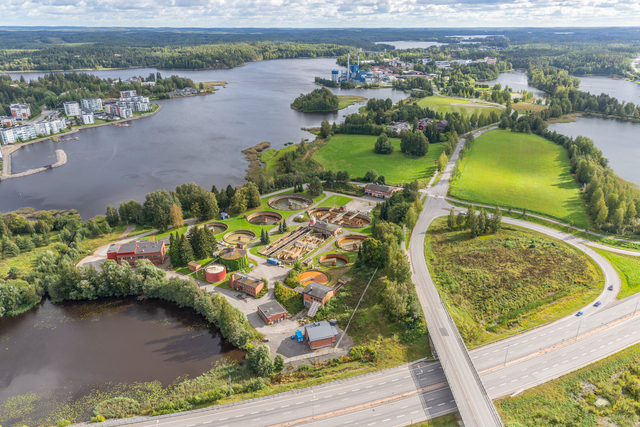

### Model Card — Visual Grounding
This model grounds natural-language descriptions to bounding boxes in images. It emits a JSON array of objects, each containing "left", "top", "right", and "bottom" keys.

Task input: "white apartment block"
[
  {"left": 63, "top": 101, "right": 80, "bottom": 117},
  {"left": 119, "top": 90, "right": 137, "bottom": 98},
  {"left": 81, "top": 98, "right": 103, "bottom": 112},
  {"left": 0, "top": 119, "right": 67, "bottom": 144},
  {"left": 0, "top": 116, "right": 17, "bottom": 127},
  {"left": 10, "top": 104, "right": 30, "bottom": 120},
  {"left": 80, "top": 109, "right": 95, "bottom": 125},
  {"left": 118, "top": 95, "right": 151, "bottom": 112}
]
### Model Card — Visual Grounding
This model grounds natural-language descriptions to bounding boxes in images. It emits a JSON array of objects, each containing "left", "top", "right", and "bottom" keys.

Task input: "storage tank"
[{"left": 205, "top": 264, "right": 227, "bottom": 283}]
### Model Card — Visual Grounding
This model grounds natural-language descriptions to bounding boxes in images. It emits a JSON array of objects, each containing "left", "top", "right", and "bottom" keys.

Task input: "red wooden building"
[{"left": 106, "top": 240, "right": 166, "bottom": 266}]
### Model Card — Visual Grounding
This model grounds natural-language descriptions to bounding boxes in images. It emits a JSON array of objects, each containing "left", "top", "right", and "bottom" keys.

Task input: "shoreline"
[{"left": 0, "top": 104, "right": 164, "bottom": 178}]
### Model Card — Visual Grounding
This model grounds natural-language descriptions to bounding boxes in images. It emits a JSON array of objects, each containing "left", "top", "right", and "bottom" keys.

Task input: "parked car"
[
  {"left": 576, "top": 311, "right": 584, "bottom": 316},
  {"left": 608, "top": 285, "right": 614, "bottom": 291},
  {"left": 594, "top": 301, "right": 602, "bottom": 307}
]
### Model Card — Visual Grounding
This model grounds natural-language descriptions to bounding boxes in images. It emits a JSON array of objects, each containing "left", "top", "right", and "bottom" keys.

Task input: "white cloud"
[{"left": 1, "top": 0, "right": 640, "bottom": 26}]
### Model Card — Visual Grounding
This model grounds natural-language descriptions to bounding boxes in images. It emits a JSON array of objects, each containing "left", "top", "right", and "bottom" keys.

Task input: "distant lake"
[
  {"left": 0, "top": 58, "right": 409, "bottom": 219},
  {"left": 574, "top": 75, "right": 640, "bottom": 105},
  {"left": 375, "top": 41, "right": 444, "bottom": 49}
]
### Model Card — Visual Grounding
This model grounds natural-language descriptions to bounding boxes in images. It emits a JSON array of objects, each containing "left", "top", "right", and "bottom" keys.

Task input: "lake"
[
  {"left": 0, "top": 297, "right": 244, "bottom": 426},
  {"left": 575, "top": 75, "right": 640, "bottom": 105},
  {"left": 549, "top": 117, "right": 640, "bottom": 185},
  {"left": 375, "top": 41, "right": 444, "bottom": 49},
  {"left": 0, "top": 58, "right": 409, "bottom": 219},
  {"left": 480, "top": 69, "right": 548, "bottom": 99}
]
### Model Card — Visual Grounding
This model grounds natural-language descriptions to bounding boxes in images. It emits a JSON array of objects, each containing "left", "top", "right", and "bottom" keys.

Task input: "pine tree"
[
  {"left": 179, "top": 234, "right": 194, "bottom": 265},
  {"left": 465, "top": 205, "right": 476, "bottom": 230},
  {"left": 169, "top": 232, "right": 182, "bottom": 267},
  {"left": 478, "top": 208, "right": 488, "bottom": 235},
  {"left": 490, "top": 206, "right": 502, "bottom": 233},
  {"left": 189, "top": 227, "right": 207, "bottom": 259}
]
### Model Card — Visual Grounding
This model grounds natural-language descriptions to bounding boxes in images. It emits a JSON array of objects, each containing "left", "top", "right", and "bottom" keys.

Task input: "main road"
[{"left": 408, "top": 127, "right": 503, "bottom": 426}]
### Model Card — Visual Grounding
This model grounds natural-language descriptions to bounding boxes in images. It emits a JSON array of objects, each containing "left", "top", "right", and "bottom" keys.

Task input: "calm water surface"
[
  {"left": 0, "top": 297, "right": 244, "bottom": 426},
  {"left": 0, "top": 59, "right": 408, "bottom": 218}
]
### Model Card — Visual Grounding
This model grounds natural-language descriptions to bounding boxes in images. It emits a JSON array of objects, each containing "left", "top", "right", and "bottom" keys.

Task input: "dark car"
[
  {"left": 594, "top": 301, "right": 602, "bottom": 307},
  {"left": 608, "top": 285, "right": 614, "bottom": 291}
]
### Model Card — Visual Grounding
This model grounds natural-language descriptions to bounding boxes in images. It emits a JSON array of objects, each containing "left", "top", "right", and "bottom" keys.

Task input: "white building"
[
  {"left": 0, "top": 116, "right": 16, "bottom": 127},
  {"left": 10, "top": 104, "right": 30, "bottom": 120},
  {"left": 119, "top": 90, "right": 137, "bottom": 98},
  {"left": 80, "top": 109, "right": 95, "bottom": 125},
  {"left": 118, "top": 95, "right": 150, "bottom": 112},
  {"left": 105, "top": 102, "right": 133, "bottom": 119},
  {"left": 81, "top": 98, "right": 103, "bottom": 112},
  {"left": 0, "top": 119, "right": 68, "bottom": 145},
  {"left": 63, "top": 101, "right": 80, "bottom": 117}
]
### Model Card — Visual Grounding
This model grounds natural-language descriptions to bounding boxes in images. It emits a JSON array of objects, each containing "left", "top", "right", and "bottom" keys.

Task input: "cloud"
[{"left": 1, "top": 0, "right": 640, "bottom": 27}]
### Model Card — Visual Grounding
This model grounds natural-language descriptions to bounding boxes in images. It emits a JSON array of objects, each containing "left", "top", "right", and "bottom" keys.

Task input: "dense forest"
[
  {"left": 290, "top": 87, "right": 339, "bottom": 112},
  {"left": 0, "top": 72, "right": 195, "bottom": 118}
]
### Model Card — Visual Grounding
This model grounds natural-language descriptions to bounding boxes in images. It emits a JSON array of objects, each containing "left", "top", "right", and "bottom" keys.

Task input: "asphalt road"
[{"left": 408, "top": 126, "right": 503, "bottom": 427}]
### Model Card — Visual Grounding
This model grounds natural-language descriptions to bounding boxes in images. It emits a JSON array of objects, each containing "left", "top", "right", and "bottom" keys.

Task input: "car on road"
[
  {"left": 594, "top": 301, "right": 602, "bottom": 307},
  {"left": 576, "top": 311, "right": 584, "bottom": 316},
  {"left": 608, "top": 285, "right": 614, "bottom": 291}
]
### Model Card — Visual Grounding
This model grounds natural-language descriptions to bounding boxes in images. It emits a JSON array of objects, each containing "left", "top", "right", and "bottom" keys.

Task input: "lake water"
[
  {"left": 0, "top": 58, "right": 409, "bottom": 219},
  {"left": 0, "top": 297, "right": 244, "bottom": 426},
  {"left": 575, "top": 75, "right": 640, "bottom": 105},
  {"left": 375, "top": 41, "right": 444, "bottom": 49},
  {"left": 480, "top": 69, "right": 548, "bottom": 99},
  {"left": 549, "top": 117, "right": 640, "bottom": 185}
]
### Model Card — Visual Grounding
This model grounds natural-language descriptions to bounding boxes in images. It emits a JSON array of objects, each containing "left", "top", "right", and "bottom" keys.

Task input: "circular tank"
[
  {"left": 267, "top": 194, "right": 313, "bottom": 211},
  {"left": 297, "top": 270, "right": 329, "bottom": 286},
  {"left": 318, "top": 254, "right": 349, "bottom": 267},
  {"left": 337, "top": 235, "right": 368, "bottom": 252},
  {"left": 206, "top": 222, "right": 228, "bottom": 235},
  {"left": 205, "top": 264, "right": 227, "bottom": 283},
  {"left": 246, "top": 211, "right": 283, "bottom": 225},
  {"left": 223, "top": 230, "right": 257, "bottom": 244}
]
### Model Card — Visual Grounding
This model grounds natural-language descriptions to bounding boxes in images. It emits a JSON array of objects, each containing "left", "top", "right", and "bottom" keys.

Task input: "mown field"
[
  {"left": 450, "top": 129, "right": 590, "bottom": 228},
  {"left": 595, "top": 248, "right": 640, "bottom": 299},
  {"left": 314, "top": 134, "right": 445, "bottom": 184},
  {"left": 497, "top": 342, "right": 640, "bottom": 426},
  {"left": 415, "top": 95, "right": 502, "bottom": 117},
  {"left": 425, "top": 217, "right": 603, "bottom": 346}
]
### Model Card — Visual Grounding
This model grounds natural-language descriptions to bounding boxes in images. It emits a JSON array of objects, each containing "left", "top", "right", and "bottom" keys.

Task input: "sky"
[{"left": 2, "top": 0, "right": 640, "bottom": 27}]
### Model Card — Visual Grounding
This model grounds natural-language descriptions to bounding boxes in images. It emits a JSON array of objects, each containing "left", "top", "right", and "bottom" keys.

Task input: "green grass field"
[
  {"left": 425, "top": 217, "right": 603, "bottom": 346},
  {"left": 415, "top": 95, "right": 502, "bottom": 117},
  {"left": 318, "top": 195, "right": 353, "bottom": 208},
  {"left": 450, "top": 130, "right": 590, "bottom": 228},
  {"left": 314, "top": 135, "right": 445, "bottom": 185},
  {"left": 497, "top": 341, "right": 640, "bottom": 426},
  {"left": 595, "top": 248, "right": 640, "bottom": 299},
  {"left": 337, "top": 95, "right": 367, "bottom": 110}
]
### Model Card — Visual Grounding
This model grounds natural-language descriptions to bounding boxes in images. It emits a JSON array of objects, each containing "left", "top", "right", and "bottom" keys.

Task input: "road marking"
[
  {"left": 368, "top": 423, "right": 376, "bottom": 426},
  {"left": 427, "top": 398, "right": 434, "bottom": 401},
  {"left": 379, "top": 382, "right": 386, "bottom": 385},
  {"left": 553, "top": 364, "right": 559, "bottom": 367},
  {"left": 397, "top": 415, "right": 405, "bottom": 418},
  {"left": 500, "top": 383, "right": 506, "bottom": 386},
  {"left": 411, "top": 411, "right": 419, "bottom": 414},
  {"left": 543, "top": 368, "right": 549, "bottom": 371},
  {"left": 369, "top": 391, "right": 376, "bottom": 394},
  {"left": 438, "top": 403, "right": 445, "bottom": 406},
  {"left": 428, "top": 369, "right": 434, "bottom": 372},
  {"left": 235, "top": 415, "right": 244, "bottom": 418},
  {"left": 404, "top": 375, "right": 411, "bottom": 378},
  {"left": 392, "top": 379, "right": 399, "bottom": 382},
  {"left": 342, "top": 398, "right": 349, "bottom": 401},
  {"left": 296, "top": 402, "right": 304, "bottom": 405},
  {"left": 283, "top": 411, "right": 291, "bottom": 415},
  {"left": 187, "top": 425, "right": 195, "bottom": 426},
  {"left": 251, "top": 412, "right": 259, "bottom": 414},
  {"left": 266, "top": 408, "right": 274, "bottom": 411},
  {"left": 533, "top": 372, "right": 538, "bottom": 375},
  {"left": 353, "top": 389, "right": 360, "bottom": 391},
  {"left": 521, "top": 368, "right": 527, "bottom": 371},
  {"left": 252, "top": 419, "right": 260, "bottom": 422},
  {"left": 374, "top": 413, "right": 382, "bottom": 417},
  {"left": 511, "top": 379, "right": 517, "bottom": 383},
  {"left": 522, "top": 375, "right": 528, "bottom": 379},
  {"left": 401, "top": 406, "right": 408, "bottom": 409},
  {"left": 338, "top": 392, "right": 346, "bottom": 395},
  {"left": 220, "top": 418, "right": 228, "bottom": 421},
  {"left": 281, "top": 405, "right": 289, "bottom": 408},
  {"left": 488, "top": 387, "right": 495, "bottom": 391},
  {"left": 366, "top": 385, "right": 373, "bottom": 388},
  {"left": 202, "top": 422, "right": 211, "bottom": 425},
  {"left": 500, "top": 375, "right": 507, "bottom": 379},
  {"left": 325, "top": 395, "right": 332, "bottom": 398},
  {"left": 383, "top": 419, "right": 391, "bottom": 422}
]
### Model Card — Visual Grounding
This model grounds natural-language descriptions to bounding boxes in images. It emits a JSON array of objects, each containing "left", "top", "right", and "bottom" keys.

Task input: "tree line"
[{"left": 291, "top": 88, "right": 339, "bottom": 112}]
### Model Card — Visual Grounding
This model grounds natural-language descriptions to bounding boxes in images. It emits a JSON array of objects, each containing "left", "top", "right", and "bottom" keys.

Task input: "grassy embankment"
[
  {"left": 450, "top": 129, "right": 590, "bottom": 229},
  {"left": 497, "top": 341, "right": 640, "bottom": 426},
  {"left": 511, "top": 101, "right": 548, "bottom": 113},
  {"left": 415, "top": 95, "right": 503, "bottom": 117},
  {"left": 595, "top": 248, "right": 640, "bottom": 299},
  {"left": 318, "top": 194, "right": 353, "bottom": 208},
  {"left": 314, "top": 134, "right": 445, "bottom": 185},
  {"left": 337, "top": 95, "right": 367, "bottom": 110},
  {"left": 425, "top": 217, "right": 603, "bottom": 347},
  {"left": 408, "top": 415, "right": 459, "bottom": 427}
]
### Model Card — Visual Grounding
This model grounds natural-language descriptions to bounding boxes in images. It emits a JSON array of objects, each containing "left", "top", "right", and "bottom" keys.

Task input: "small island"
[{"left": 291, "top": 87, "right": 366, "bottom": 112}]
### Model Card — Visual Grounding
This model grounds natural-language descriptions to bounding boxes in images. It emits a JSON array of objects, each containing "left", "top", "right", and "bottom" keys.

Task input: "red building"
[
  {"left": 364, "top": 183, "right": 399, "bottom": 199},
  {"left": 304, "top": 320, "right": 338, "bottom": 350},
  {"left": 106, "top": 240, "right": 166, "bottom": 266},
  {"left": 230, "top": 273, "right": 264, "bottom": 296},
  {"left": 303, "top": 282, "right": 334, "bottom": 307},
  {"left": 257, "top": 301, "right": 288, "bottom": 325}
]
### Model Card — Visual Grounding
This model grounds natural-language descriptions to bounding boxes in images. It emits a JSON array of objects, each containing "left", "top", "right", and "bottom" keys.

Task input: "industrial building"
[
  {"left": 257, "top": 301, "right": 288, "bottom": 325},
  {"left": 331, "top": 53, "right": 376, "bottom": 84},
  {"left": 230, "top": 273, "right": 264, "bottom": 296},
  {"left": 304, "top": 320, "right": 338, "bottom": 350},
  {"left": 106, "top": 240, "right": 166, "bottom": 266},
  {"left": 364, "top": 183, "right": 399, "bottom": 199}
]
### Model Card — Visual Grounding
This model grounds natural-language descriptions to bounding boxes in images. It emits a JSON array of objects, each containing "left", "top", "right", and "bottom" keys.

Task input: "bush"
[
  {"left": 255, "top": 279, "right": 269, "bottom": 298},
  {"left": 94, "top": 397, "right": 141, "bottom": 419},
  {"left": 275, "top": 281, "right": 304, "bottom": 315},
  {"left": 90, "top": 415, "right": 106, "bottom": 423}
]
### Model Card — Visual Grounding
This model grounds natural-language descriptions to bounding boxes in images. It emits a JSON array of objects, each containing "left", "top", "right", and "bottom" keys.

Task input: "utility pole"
[
  {"left": 504, "top": 346, "right": 509, "bottom": 366},
  {"left": 635, "top": 296, "right": 640, "bottom": 314},
  {"left": 575, "top": 319, "right": 583, "bottom": 340},
  {"left": 229, "top": 375, "right": 232, "bottom": 399}
]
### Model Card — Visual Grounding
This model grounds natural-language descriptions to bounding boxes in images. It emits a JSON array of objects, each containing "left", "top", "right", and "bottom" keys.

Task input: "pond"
[
  {"left": 0, "top": 297, "right": 244, "bottom": 426},
  {"left": 0, "top": 58, "right": 409, "bottom": 219}
]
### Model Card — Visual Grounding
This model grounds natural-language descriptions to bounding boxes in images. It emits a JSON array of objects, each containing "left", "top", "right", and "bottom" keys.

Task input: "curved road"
[{"left": 107, "top": 129, "right": 640, "bottom": 427}]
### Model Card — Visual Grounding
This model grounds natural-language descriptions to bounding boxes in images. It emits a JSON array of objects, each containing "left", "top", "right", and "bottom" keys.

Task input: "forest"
[
  {"left": 290, "top": 87, "right": 339, "bottom": 112},
  {"left": 0, "top": 72, "right": 195, "bottom": 118}
]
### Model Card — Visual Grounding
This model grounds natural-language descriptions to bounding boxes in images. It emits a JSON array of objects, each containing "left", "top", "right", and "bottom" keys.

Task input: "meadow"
[
  {"left": 449, "top": 129, "right": 590, "bottom": 228},
  {"left": 595, "top": 248, "right": 640, "bottom": 299},
  {"left": 415, "top": 95, "right": 502, "bottom": 117},
  {"left": 314, "top": 134, "right": 445, "bottom": 185},
  {"left": 425, "top": 217, "right": 603, "bottom": 346}
]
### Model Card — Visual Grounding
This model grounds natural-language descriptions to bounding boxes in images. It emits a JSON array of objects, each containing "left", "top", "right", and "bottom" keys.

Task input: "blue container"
[
  {"left": 295, "top": 330, "right": 304, "bottom": 342},
  {"left": 267, "top": 258, "right": 280, "bottom": 266}
]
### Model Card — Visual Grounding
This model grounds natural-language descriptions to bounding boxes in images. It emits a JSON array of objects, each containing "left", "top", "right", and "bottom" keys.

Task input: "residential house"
[{"left": 436, "top": 119, "right": 449, "bottom": 132}]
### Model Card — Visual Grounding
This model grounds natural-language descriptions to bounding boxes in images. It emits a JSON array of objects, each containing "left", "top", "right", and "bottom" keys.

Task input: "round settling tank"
[
  {"left": 319, "top": 254, "right": 349, "bottom": 267},
  {"left": 206, "top": 222, "right": 229, "bottom": 235},
  {"left": 337, "top": 235, "right": 368, "bottom": 252},
  {"left": 205, "top": 264, "right": 227, "bottom": 283},
  {"left": 267, "top": 194, "right": 313, "bottom": 211},
  {"left": 246, "top": 211, "right": 283, "bottom": 225}
]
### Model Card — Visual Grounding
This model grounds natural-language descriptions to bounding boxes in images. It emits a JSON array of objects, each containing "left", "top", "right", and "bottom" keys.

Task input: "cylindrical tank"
[{"left": 205, "top": 264, "right": 227, "bottom": 283}]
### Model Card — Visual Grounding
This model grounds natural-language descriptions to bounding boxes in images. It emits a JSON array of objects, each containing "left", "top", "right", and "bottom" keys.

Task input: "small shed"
[{"left": 188, "top": 261, "right": 202, "bottom": 271}]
